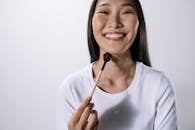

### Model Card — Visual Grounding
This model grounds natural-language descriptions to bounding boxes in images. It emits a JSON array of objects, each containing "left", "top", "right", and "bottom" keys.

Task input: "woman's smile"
[
  {"left": 104, "top": 32, "right": 125, "bottom": 40},
  {"left": 92, "top": 0, "right": 139, "bottom": 55}
]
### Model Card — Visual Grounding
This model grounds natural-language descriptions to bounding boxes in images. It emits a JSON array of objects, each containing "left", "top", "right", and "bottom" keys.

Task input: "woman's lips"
[{"left": 104, "top": 33, "right": 125, "bottom": 40}]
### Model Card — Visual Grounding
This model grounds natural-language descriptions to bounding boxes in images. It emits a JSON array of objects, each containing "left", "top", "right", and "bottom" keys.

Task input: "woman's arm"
[{"left": 154, "top": 77, "right": 177, "bottom": 130}]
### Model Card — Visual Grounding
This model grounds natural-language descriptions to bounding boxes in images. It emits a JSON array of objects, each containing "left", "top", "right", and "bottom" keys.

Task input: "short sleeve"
[
  {"left": 154, "top": 75, "right": 177, "bottom": 130},
  {"left": 56, "top": 78, "right": 76, "bottom": 130}
]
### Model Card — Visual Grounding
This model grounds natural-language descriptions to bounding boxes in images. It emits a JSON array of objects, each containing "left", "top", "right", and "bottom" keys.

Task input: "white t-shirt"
[{"left": 56, "top": 62, "right": 177, "bottom": 130}]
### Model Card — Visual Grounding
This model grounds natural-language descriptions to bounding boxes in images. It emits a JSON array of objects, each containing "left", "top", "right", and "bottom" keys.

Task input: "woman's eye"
[
  {"left": 122, "top": 11, "right": 134, "bottom": 14},
  {"left": 122, "top": 11, "right": 130, "bottom": 14},
  {"left": 98, "top": 11, "right": 109, "bottom": 14}
]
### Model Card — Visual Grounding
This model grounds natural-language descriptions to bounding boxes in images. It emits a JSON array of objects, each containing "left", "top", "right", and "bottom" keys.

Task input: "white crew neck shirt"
[{"left": 56, "top": 62, "right": 177, "bottom": 130}]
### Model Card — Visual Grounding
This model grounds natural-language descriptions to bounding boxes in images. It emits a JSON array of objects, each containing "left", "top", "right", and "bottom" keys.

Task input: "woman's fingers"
[
  {"left": 86, "top": 110, "right": 98, "bottom": 130},
  {"left": 68, "top": 96, "right": 92, "bottom": 126},
  {"left": 78, "top": 103, "right": 94, "bottom": 126},
  {"left": 68, "top": 96, "right": 99, "bottom": 130}
]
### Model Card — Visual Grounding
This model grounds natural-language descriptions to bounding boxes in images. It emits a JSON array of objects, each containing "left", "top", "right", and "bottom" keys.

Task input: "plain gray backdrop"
[{"left": 0, "top": 0, "right": 194, "bottom": 130}]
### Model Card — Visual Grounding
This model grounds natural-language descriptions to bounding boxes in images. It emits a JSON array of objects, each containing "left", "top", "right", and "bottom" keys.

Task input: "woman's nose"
[{"left": 107, "top": 14, "right": 122, "bottom": 28}]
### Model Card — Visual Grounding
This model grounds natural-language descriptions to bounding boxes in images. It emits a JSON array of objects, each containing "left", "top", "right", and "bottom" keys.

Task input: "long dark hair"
[{"left": 87, "top": 0, "right": 151, "bottom": 66}]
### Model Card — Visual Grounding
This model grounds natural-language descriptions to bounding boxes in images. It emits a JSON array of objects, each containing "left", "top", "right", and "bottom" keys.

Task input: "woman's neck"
[
  {"left": 94, "top": 52, "right": 135, "bottom": 78},
  {"left": 92, "top": 51, "right": 136, "bottom": 93}
]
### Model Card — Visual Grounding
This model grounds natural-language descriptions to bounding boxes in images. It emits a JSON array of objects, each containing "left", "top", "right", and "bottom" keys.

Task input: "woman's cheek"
[{"left": 92, "top": 16, "right": 106, "bottom": 30}]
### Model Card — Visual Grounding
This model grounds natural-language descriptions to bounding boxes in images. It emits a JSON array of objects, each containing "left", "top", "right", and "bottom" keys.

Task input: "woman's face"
[{"left": 92, "top": 0, "right": 139, "bottom": 56}]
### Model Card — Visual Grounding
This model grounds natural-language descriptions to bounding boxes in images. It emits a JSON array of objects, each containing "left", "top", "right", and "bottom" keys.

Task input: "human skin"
[
  {"left": 92, "top": 0, "right": 138, "bottom": 94},
  {"left": 68, "top": 96, "right": 98, "bottom": 130},
  {"left": 68, "top": 0, "right": 139, "bottom": 129},
  {"left": 92, "top": 0, "right": 139, "bottom": 57}
]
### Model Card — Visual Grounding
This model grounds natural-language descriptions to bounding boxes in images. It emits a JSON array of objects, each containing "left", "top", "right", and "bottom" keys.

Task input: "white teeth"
[{"left": 105, "top": 33, "right": 124, "bottom": 39}]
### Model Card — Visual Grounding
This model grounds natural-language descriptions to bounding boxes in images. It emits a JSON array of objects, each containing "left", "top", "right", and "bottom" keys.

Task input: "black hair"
[{"left": 87, "top": 0, "right": 151, "bottom": 66}]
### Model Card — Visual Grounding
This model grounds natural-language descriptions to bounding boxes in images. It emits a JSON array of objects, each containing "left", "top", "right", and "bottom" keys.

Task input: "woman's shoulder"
[
  {"left": 57, "top": 64, "right": 93, "bottom": 106},
  {"left": 137, "top": 62, "right": 173, "bottom": 90},
  {"left": 137, "top": 62, "right": 175, "bottom": 100},
  {"left": 62, "top": 63, "right": 92, "bottom": 85},
  {"left": 138, "top": 62, "right": 170, "bottom": 81}
]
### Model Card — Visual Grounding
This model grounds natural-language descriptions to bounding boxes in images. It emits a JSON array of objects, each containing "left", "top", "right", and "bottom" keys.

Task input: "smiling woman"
[
  {"left": 56, "top": 0, "right": 178, "bottom": 130},
  {"left": 92, "top": 0, "right": 139, "bottom": 56}
]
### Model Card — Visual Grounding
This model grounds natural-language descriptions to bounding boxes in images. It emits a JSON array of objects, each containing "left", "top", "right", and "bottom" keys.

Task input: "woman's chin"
[{"left": 102, "top": 49, "right": 131, "bottom": 57}]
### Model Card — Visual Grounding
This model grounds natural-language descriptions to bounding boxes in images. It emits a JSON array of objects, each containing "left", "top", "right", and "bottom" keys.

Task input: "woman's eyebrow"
[
  {"left": 121, "top": 3, "right": 133, "bottom": 7},
  {"left": 98, "top": 2, "right": 110, "bottom": 7},
  {"left": 97, "top": 2, "right": 133, "bottom": 7}
]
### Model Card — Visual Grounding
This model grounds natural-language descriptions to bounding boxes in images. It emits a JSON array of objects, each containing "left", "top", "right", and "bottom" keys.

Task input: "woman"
[{"left": 56, "top": 0, "right": 177, "bottom": 129}]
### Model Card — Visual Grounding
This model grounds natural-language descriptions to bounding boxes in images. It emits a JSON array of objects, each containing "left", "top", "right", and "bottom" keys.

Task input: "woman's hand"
[{"left": 68, "top": 96, "right": 98, "bottom": 130}]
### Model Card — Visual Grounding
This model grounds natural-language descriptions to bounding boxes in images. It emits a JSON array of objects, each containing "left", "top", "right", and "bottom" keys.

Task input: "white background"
[{"left": 0, "top": 0, "right": 194, "bottom": 130}]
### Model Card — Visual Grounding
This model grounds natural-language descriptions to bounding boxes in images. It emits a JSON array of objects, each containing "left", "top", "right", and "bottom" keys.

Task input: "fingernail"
[
  {"left": 87, "top": 96, "right": 92, "bottom": 101},
  {"left": 89, "top": 102, "right": 94, "bottom": 109}
]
